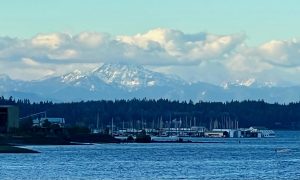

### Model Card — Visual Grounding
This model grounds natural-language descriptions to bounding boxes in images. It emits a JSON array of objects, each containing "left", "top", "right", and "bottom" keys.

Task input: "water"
[{"left": 1, "top": 131, "right": 300, "bottom": 179}]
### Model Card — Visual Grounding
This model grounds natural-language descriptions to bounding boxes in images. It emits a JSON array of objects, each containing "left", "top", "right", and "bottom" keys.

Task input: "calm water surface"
[{"left": 1, "top": 131, "right": 300, "bottom": 179}]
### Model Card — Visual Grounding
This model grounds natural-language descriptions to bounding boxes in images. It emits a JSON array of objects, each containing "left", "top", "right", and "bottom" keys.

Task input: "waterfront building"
[
  {"left": 204, "top": 131, "right": 225, "bottom": 138},
  {"left": 211, "top": 129, "right": 242, "bottom": 138},
  {"left": 248, "top": 126, "right": 275, "bottom": 138},
  {"left": 0, "top": 105, "right": 19, "bottom": 133}
]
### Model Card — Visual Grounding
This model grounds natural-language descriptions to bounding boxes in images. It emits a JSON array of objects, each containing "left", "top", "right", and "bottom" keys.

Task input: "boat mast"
[
  {"left": 97, "top": 111, "right": 99, "bottom": 130},
  {"left": 111, "top": 117, "right": 114, "bottom": 136}
]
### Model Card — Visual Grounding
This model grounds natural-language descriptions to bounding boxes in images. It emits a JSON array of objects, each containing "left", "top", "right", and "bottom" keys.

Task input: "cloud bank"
[{"left": 0, "top": 28, "right": 300, "bottom": 86}]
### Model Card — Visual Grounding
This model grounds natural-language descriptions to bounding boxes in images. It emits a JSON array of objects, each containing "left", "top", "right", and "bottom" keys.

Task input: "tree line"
[{"left": 1, "top": 96, "right": 300, "bottom": 130}]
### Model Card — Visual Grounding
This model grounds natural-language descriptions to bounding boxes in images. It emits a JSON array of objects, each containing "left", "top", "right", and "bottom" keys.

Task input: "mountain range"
[{"left": 1, "top": 63, "right": 300, "bottom": 103}]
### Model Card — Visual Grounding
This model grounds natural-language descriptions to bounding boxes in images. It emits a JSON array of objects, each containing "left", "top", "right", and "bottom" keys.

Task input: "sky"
[{"left": 1, "top": 0, "right": 300, "bottom": 86}]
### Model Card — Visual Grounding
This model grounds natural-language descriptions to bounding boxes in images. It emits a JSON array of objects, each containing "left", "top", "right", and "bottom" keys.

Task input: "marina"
[
  {"left": 91, "top": 114, "right": 276, "bottom": 140},
  {"left": 107, "top": 126, "right": 276, "bottom": 140}
]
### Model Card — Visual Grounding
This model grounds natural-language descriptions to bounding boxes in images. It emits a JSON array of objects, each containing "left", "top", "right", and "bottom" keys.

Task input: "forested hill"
[{"left": 1, "top": 96, "right": 300, "bottom": 130}]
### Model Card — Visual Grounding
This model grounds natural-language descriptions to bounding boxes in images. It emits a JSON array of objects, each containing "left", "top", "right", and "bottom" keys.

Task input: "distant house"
[
  {"left": 33, "top": 117, "right": 65, "bottom": 128},
  {"left": 0, "top": 105, "right": 19, "bottom": 133}
]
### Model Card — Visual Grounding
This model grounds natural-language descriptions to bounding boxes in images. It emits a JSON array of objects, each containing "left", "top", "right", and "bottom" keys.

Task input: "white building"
[{"left": 248, "top": 126, "right": 275, "bottom": 138}]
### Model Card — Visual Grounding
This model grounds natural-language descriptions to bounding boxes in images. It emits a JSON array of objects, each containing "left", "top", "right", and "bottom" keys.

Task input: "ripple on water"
[{"left": 0, "top": 131, "right": 300, "bottom": 179}]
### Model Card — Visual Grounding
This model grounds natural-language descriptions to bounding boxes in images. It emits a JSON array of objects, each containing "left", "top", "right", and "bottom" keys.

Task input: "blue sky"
[
  {"left": 1, "top": 0, "right": 300, "bottom": 45},
  {"left": 1, "top": 0, "right": 300, "bottom": 86}
]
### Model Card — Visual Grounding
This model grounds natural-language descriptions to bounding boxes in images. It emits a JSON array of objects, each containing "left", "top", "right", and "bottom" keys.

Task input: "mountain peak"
[
  {"left": 92, "top": 63, "right": 179, "bottom": 90},
  {"left": 60, "top": 69, "right": 85, "bottom": 83},
  {"left": 0, "top": 74, "right": 11, "bottom": 81},
  {"left": 93, "top": 63, "right": 145, "bottom": 74}
]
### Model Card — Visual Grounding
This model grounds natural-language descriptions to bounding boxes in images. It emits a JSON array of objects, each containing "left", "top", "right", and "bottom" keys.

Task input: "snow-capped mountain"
[
  {"left": 0, "top": 63, "right": 190, "bottom": 101},
  {"left": 60, "top": 69, "right": 87, "bottom": 84},
  {"left": 91, "top": 63, "right": 185, "bottom": 91},
  {"left": 1, "top": 63, "right": 300, "bottom": 103},
  {"left": 222, "top": 78, "right": 277, "bottom": 90},
  {"left": 53, "top": 64, "right": 185, "bottom": 95},
  {"left": 0, "top": 74, "right": 24, "bottom": 92}
]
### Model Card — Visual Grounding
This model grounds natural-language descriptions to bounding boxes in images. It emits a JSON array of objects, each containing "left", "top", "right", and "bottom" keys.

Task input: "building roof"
[
  {"left": 250, "top": 126, "right": 268, "bottom": 130},
  {"left": 0, "top": 105, "right": 18, "bottom": 108}
]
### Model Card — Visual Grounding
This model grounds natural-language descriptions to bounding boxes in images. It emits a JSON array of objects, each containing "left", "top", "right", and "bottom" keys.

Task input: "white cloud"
[
  {"left": 259, "top": 39, "right": 300, "bottom": 66},
  {"left": 48, "top": 49, "right": 78, "bottom": 60},
  {"left": 0, "top": 28, "right": 244, "bottom": 65},
  {"left": 1, "top": 28, "right": 300, "bottom": 86},
  {"left": 75, "top": 32, "right": 108, "bottom": 48},
  {"left": 31, "top": 33, "right": 66, "bottom": 49},
  {"left": 21, "top": 57, "right": 40, "bottom": 66},
  {"left": 117, "top": 28, "right": 244, "bottom": 64}
]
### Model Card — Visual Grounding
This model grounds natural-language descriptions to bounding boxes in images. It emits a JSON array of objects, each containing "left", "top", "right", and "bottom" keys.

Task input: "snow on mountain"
[
  {"left": 222, "top": 79, "right": 256, "bottom": 90},
  {"left": 262, "top": 81, "right": 277, "bottom": 88},
  {"left": 60, "top": 69, "right": 86, "bottom": 84},
  {"left": 222, "top": 78, "right": 276, "bottom": 90},
  {"left": 1, "top": 63, "right": 300, "bottom": 103},
  {"left": 91, "top": 63, "right": 184, "bottom": 90},
  {"left": 56, "top": 63, "right": 185, "bottom": 92},
  {"left": 238, "top": 78, "right": 256, "bottom": 87}
]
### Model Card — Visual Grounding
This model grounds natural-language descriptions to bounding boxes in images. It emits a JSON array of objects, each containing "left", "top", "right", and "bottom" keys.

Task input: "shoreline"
[
  {"left": 0, "top": 145, "right": 39, "bottom": 153},
  {"left": 151, "top": 140, "right": 225, "bottom": 143}
]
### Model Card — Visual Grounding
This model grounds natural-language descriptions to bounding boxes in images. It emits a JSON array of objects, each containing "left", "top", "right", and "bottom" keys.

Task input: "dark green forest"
[{"left": 1, "top": 96, "right": 300, "bottom": 130}]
